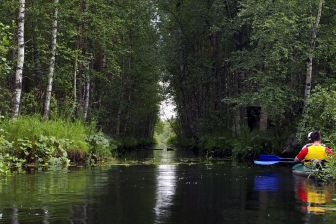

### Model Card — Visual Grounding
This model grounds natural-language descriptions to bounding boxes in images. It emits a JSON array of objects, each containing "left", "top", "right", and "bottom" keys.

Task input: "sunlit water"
[{"left": 0, "top": 150, "right": 335, "bottom": 224}]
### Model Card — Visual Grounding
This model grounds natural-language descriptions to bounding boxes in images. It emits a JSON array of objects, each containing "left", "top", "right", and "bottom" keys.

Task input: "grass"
[{"left": 0, "top": 115, "right": 89, "bottom": 152}]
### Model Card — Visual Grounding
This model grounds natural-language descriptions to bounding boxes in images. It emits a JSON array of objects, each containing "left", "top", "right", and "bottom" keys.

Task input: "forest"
[{"left": 0, "top": 0, "right": 336, "bottom": 168}]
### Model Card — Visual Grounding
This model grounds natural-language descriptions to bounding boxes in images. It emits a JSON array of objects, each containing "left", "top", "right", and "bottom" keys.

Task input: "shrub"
[
  {"left": 0, "top": 116, "right": 92, "bottom": 169},
  {"left": 297, "top": 85, "right": 336, "bottom": 148},
  {"left": 308, "top": 154, "right": 336, "bottom": 181},
  {"left": 86, "top": 132, "right": 115, "bottom": 162}
]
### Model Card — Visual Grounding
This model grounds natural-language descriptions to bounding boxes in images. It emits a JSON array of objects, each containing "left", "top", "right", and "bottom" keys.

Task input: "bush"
[
  {"left": 305, "top": 154, "right": 336, "bottom": 181},
  {"left": 297, "top": 85, "right": 336, "bottom": 148},
  {"left": 86, "top": 132, "right": 117, "bottom": 163},
  {"left": 0, "top": 116, "right": 95, "bottom": 169}
]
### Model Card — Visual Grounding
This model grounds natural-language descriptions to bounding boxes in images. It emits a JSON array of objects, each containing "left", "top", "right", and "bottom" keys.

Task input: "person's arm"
[
  {"left": 295, "top": 146, "right": 308, "bottom": 162},
  {"left": 326, "top": 147, "right": 332, "bottom": 154}
]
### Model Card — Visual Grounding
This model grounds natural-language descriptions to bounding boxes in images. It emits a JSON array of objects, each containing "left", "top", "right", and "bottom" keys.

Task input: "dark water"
[{"left": 0, "top": 150, "right": 335, "bottom": 224}]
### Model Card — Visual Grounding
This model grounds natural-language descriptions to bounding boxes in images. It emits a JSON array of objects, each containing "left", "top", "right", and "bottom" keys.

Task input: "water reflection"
[
  {"left": 294, "top": 176, "right": 334, "bottom": 215},
  {"left": 0, "top": 168, "right": 109, "bottom": 223},
  {"left": 1, "top": 156, "right": 336, "bottom": 224},
  {"left": 154, "top": 150, "right": 177, "bottom": 224},
  {"left": 154, "top": 165, "right": 177, "bottom": 223},
  {"left": 254, "top": 173, "right": 279, "bottom": 192}
]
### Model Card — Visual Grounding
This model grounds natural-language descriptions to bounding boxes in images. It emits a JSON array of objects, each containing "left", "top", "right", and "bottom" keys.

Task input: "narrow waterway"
[{"left": 0, "top": 150, "right": 335, "bottom": 224}]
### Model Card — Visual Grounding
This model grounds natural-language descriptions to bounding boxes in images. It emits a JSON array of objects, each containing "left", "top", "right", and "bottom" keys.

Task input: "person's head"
[{"left": 308, "top": 131, "right": 321, "bottom": 143}]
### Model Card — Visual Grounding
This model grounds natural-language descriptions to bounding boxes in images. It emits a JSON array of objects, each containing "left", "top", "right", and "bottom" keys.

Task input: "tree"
[
  {"left": 13, "top": 0, "right": 25, "bottom": 119},
  {"left": 43, "top": 0, "right": 59, "bottom": 119},
  {"left": 304, "top": 0, "right": 324, "bottom": 108}
]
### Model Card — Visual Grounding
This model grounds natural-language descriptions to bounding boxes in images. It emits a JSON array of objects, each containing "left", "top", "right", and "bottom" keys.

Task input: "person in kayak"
[{"left": 294, "top": 131, "right": 332, "bottom": 165}]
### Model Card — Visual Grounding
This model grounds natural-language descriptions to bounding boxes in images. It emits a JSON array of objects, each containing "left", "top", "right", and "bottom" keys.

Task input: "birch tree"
[
  {"left": 304, "top": 0, "right": 324, "bottom": 108},
  {"left": 12, "top": 0, "right": 25, "bottom": 119},
  {"left": 43, "top": 0, "right": 59, "bottom": 119}
]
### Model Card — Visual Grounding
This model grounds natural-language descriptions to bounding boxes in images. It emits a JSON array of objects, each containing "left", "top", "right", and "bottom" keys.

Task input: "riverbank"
[{"left": 0, "top": 116, "right": 119, "bottom": 174}]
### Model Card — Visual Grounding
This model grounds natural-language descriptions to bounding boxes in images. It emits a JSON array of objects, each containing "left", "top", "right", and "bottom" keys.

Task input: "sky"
[{"left": 160, "top": 97, "right": 176, "bottom": 120}]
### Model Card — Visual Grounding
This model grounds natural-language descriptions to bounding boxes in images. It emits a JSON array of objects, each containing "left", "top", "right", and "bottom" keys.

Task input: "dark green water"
[{"left": 0, "top": 150, "right": 335, "bottom": 224}]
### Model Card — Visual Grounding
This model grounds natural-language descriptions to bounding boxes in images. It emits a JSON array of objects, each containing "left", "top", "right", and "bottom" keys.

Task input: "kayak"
[{"left": 292, "top": 164, "right": 314, "bottom": 177}]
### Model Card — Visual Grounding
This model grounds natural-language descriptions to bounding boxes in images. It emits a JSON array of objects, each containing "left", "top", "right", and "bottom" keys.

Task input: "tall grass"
[{"left": 0, "top": 116, "right": 89, "bottom": 152}]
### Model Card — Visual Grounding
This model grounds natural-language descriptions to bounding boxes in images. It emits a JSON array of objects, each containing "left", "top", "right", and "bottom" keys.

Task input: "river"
[{"left": 0, "top": 150, "right": 335, "bottom": 224}]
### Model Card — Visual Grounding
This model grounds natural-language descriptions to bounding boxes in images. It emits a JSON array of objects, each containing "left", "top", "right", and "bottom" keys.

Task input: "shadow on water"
[{"left": 0, "top": 151, "right": 335, "bottom": 223}]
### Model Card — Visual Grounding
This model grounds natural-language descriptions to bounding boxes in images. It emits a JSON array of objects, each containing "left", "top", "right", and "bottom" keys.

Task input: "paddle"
[
  {"left": 254, "top": 154, "right": 295, "bottom": 166},
  {"left": 254, "top": 160, "right": 296, "bottom": 165},
  {"left": 258, "top": 154, "right": 294, "bottom": 161}
]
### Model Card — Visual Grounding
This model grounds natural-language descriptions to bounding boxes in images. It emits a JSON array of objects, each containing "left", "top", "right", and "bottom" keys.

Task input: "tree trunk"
[
  {"left": 75, "top": 0, "right": 86, "bottom": 118},
  {"left": 259, "top": 108, "right": 268, "bottom": 132},
  {"left": 72, "top": 55, "right": 78, "bottom": 117},
  {"left": 13, "top": 0, "right": 26, "bottom": 119},
  {"left": 304, "top": 0, "right": 324, "bottom": 108},
  {"left": 43, "top": 0, "right": 59, "bottom": 119},
  {"left": 83, "top": 73, "right": 90, "bottom": 121},
  {"left": 116, "top": 71, "right": 123, "bottom": 136}
]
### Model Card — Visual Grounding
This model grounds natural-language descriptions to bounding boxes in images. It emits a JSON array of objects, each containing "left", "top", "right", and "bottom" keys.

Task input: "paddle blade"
[
  {"left": 254, "top": 160, "right": 280, "bottom": 165},
  {"left": 259, "top": 154, "right": 281, "bottom": 161}
]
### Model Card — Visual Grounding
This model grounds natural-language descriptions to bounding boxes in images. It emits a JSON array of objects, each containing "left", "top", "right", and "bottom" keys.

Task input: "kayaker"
[{"left": 294, "top": 131, "right": 332, "bottom": 165}]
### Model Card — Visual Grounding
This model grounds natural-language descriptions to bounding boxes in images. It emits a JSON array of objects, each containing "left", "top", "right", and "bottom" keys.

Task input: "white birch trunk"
[
  {"left": 43, "top": 0, "right": 59, "bottom": 119},
  {"left": 304, "top": 0, "right": 324, "bottom": 108},
  {"left": 13, "top": 0, "right": 26, "bottom": 119}
]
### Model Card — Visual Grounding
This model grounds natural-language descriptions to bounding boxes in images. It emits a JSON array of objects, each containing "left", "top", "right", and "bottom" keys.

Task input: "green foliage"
[
  {"left": 0, "top": 22, "right": 12, "bottom": 75},
  {"left": 198, "top": 130, "right": 275, "bottom": 160},
  {"left": 0, "top": 116, "right": 121, "bottom": 172},
  {"left": 322, "top": 154, "right": 336, "bottom": 180},
  {"left": 0, "top": 0, "right": 161, "bottom": 149},
  {"left": 0, "top": 116, "right": 89, "bottom": 152},
  {"left": 297, "top": 85, "right": 336, "bottom": 148},
  {"left": 154, "top": 120, "right": 176, "bottom": 149},
  {"left": 158, "top": 0, "right": 336, "bottom": 156},
  {"left": 86, "top": 132, "right": 116, "bottom": 162},
  {"left": 305, "top": 154, "right": 336, "bottom": 181},
  {"left": 0, "top": 116, "right": 89, "bottom": 170}
]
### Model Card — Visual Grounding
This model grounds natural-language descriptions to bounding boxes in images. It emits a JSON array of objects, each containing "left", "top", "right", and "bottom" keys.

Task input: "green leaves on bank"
[{"left": 0, "top": 116, "right": 117, "bottom": 175}]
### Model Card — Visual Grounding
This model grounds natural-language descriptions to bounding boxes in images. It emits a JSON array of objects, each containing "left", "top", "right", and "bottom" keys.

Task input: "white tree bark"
[
  {"left": 43, "top": 0, "right": 59, "bottom": 119},
  {"left": 13, "top": 0, "right": 26, "bottom": 119},
  {"left": 304, "top": 0, "right": 324, "bottom": 108}
]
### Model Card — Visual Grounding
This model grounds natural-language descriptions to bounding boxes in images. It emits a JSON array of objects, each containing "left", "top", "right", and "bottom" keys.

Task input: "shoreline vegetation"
[
  {"left": 0, "top": 115, "right": 335, "bottom": 181},
  {"left": 0, "top": 116, "right": 159, "bottom": 174}
]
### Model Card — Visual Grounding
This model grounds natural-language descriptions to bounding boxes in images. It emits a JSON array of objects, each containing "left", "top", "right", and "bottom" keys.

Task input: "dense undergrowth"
[
  {"left": 169, "top": 130, "right": 283, "bottom": 161},
  {"left": 0, "top": 116, "right": 116, "bottom": 174}
]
